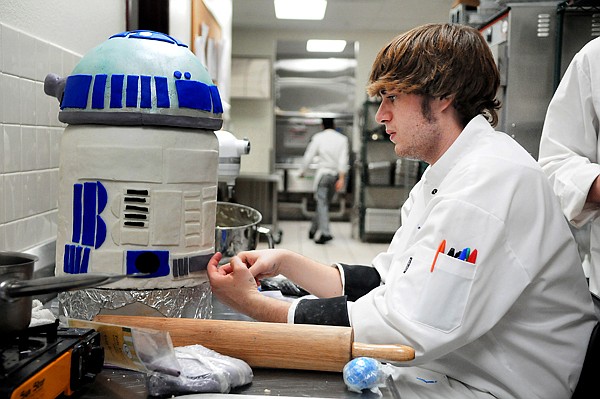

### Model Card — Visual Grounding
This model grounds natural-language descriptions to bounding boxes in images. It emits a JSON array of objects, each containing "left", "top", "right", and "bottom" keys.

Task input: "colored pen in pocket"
[
  {"left": 467, "top": 249, "right": 478, "bottom": 264},
  {"left": 430, "top": 239, "right": 446, "bottom": 272}
]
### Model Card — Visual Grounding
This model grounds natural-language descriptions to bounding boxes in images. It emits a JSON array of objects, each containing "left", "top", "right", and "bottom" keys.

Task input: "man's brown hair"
[{"left": 367, "top": 23, "right": 501, "bottom": 127}]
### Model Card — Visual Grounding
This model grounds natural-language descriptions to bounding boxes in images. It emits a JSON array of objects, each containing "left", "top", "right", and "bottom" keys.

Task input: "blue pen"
[{"left": 458, "top": 248, "right": 470, "bottom": 261}]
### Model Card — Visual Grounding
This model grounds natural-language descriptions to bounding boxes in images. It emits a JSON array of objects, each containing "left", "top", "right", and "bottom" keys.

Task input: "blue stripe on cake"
[{"left": 110, "top": 74, "right": 125, "bottom": 108}]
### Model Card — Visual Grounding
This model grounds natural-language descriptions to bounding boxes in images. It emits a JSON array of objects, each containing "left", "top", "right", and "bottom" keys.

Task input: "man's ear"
[{"left": 437, "top": 95, "right": 455, "bottom": 112}]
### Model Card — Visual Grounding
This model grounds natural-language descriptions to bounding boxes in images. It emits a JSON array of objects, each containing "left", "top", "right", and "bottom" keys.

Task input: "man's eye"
[{"left": 387, "top": 95, "right": 396, "bottom": 101}]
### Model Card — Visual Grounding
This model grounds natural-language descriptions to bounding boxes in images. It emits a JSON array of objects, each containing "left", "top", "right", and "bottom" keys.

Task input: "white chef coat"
[
  {"left": 538, "top": 36, "right": 600, "bottom": 298},
  {"left": 299, "top": 128, "right": 349, "bottom": 192},
  {"left": 345, "top": 116, "right": 596, "bottom": 398}
]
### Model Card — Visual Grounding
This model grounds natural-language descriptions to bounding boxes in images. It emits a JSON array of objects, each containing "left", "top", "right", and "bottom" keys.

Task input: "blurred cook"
[{"left": 299, "top": 118, "right": 349, "bottom": 244}]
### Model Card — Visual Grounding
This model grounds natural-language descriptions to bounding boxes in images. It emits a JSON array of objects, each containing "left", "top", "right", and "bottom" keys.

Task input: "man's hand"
[
  {"left": 207, "top": 251, "right": 291, "bottom": 323},
  {"left": 587, "top": 174, "right": 600, "bottom": 204},
  {"left": 207, "top": 252, "right": 262, "bottom": 312}
]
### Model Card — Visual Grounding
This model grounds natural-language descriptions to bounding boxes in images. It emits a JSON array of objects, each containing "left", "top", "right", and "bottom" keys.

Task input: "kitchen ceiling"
[{"left": 232, "top": 0, "right": 454, "bottom": 33}]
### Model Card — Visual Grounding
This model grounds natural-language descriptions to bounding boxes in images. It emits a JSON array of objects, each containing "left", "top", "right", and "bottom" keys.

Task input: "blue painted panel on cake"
[
  {"left": 63, "top": 244, "right": 90, "bottom": 274},
  {"left": 95, "top": 182, "right": 108, "bottom": 248},
  {"left": 155, "top": 76, "right": 170, "bottom": 108},
  {"left": 209, "top": 86, "right": 223, "bottom": 113},
  {"left": 64, "top": 244, "right": 73, "bottom": 273},
  {"left": 176, "top": 79, "right": 211, "bottom": 111},
  {"left": 126, "top": 75, "right": 139, "bottom": 107},
  {"left": 140, "top": 75, "right": 152, "bottom": 108},
  {"left": 110, "top": 74, "right": 125, "bottom": 108},
  {"left": 97, "top": 181, "right": 108, "bottom": 213},
  {"left": 95, "top": 216, "right": 107, "bottom": 249},
  {"left": 81, "top": 182, "right": 97, "bottom": 247},
  {"left": 92, "top": 74, "right": 107, "bottom": 109},
  {"left": 62, "top": 75, "right": 92, "bottom": 109},
  {"left": 72, "top": 183, "right": 83, "bottom": 243},
  {"left": 126, "top": 250, "right": 170, "bottom": 277}
]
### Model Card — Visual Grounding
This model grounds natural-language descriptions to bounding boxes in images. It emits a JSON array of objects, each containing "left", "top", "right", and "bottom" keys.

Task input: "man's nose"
[{"left": 375, "top": 102, "right": 388, "bottom": 124}]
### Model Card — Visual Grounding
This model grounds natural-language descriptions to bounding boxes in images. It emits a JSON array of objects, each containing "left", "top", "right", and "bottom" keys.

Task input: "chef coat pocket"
[{"left": 411, "top": 255, "right": 475, "bottom": 332}]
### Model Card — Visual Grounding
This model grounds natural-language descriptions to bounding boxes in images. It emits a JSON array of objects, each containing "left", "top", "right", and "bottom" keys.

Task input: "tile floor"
[{"left": 256, "top": 220, "right": 390, "bottom": 266}]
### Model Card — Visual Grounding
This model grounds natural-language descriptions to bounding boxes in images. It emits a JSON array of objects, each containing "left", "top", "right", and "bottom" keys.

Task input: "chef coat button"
[{"left": 431, "top": 188, "right": 438, "bottom": 194}]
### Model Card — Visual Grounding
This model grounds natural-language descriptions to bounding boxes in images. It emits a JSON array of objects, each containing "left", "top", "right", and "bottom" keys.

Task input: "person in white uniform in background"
[
  {"left": 208, "top": 23, "right": 596, "bottom": 398},
  {"left": 538, "top": 36, "right": 600, "bottom": 313},
  {"left": 299, "top": 118, "right": 349, "bottom": 244}
]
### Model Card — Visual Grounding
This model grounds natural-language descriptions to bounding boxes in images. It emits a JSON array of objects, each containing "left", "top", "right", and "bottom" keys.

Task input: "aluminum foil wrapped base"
[{"left": 57, "top": 282, "right": 212, "bottom": 320}]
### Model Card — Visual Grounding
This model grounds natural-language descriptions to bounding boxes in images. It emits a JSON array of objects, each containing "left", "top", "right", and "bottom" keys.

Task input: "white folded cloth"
[{"left": 29, "top": 299, "right": 57, "bottom": 327}]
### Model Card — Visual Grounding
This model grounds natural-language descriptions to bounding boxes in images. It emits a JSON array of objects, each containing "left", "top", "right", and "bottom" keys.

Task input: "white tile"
[
  {"left": 0, "top": 124, "right": 3, "bottom": 174},
  {"left": 3, "top": 124, "right": 22, "bottom": 173},
  {"left": 0, "top": 74, "right": 3, "bottom": 123},
  {"left": 49, "top": 95, "right": 62, "bottom": 127},
  {"left": 35, "top": 81, "right": 51, "bottom": 126},
  {"left": 48, "top": 92, "right": 61, "bottom": 128},
  {"left": 48, "top": 43, "right": 63, "bottom": 81},
  {"left": 34, "top": 39, "right": 50, "bottom": 83},
  {"left": 0, "top": 174, "right": 4, "bottom": 224},
  {"left": 0, "top": 223, "right": 5, "bottom": 250},
  {"left": 3, "top": 173, "right": 23, "bottom": 222},
  {"left": 49, "top": 127, "right": 62, "bottom": 168},
  {"left": 19, "top": 31, "right": 36, "bottom": 81},
  {"left": 25, "top": 216, "right": 43, "bottom": 250},
  {"left": 36, "top": 170, "right": 53, "bottom": 212},
  {"left": 21, "top": 126, "right": 37, "bottom": 171},
  {"left": 50, "top": 169, "right": 59, "bottom": 209},
  {"left": 22, "top": 172, "right": 37, "bottom": 216},
  {"left": 39, "top": 211, "right": 57, "bottom": 244},
  {"left": 2, "top": 74, "right": 20, "bottom": 124},
  {"left": 1, "top": 24, "right": 19, "bottom": 76},
  {"left": 20, "top": 78, "right": 36, "bottom": 125},
  {"left": 4, "top": 219, "right": 27, "bottom": 252},
  {"left": 0, "top": 23, "right": 3, "bottom": 73},
  {"left": 36, "top": 127, "right": 51, "bottom": 170}
]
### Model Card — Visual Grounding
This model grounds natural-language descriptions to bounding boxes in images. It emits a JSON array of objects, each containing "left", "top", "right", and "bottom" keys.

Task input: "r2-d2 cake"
[{"left": 46, "top": 31, "right": 223, "bottom": 317}]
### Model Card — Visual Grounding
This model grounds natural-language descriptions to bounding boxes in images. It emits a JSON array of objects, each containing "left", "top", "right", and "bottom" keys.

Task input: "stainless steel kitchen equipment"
[
  {"left": 215, "top": 202, "right": 274, "bottom": 263},
  {"left": 215, "top": 130, "right": 251, "bottom": 201},
  {"left": 0, "top": 251, "right": 139, "bottom": 335},
  {"left": 480, "top": 1, "right": 599, "bottom": 159}
]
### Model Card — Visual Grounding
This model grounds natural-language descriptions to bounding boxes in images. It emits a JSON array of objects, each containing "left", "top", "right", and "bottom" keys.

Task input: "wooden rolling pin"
[{"left": 93, "top": 315, "right": 415, "bottom": 372}]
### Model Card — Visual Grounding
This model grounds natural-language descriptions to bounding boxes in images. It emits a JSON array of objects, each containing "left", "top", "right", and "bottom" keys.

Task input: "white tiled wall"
[{"left": 0, "top": 22, "right": 81, "bottom": 252}]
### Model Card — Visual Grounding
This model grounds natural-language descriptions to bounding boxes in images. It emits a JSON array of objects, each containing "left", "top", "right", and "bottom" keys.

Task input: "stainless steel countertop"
[{"left": 78, "top": 367, "right": 399, "bottom": 399}]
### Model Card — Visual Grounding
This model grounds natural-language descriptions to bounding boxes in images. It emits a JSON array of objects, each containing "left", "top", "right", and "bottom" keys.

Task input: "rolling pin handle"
[{"left": 351, "top": 342, "right": 415, "bottom": 362}]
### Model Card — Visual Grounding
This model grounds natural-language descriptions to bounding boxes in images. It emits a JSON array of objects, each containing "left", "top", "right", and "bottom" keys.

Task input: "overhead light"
[
  {"left": 274, "top": 0, "right": 327, "bottom": 20},
  {"left": 306, "top": 39, "right": 347, "bottom": 52}
]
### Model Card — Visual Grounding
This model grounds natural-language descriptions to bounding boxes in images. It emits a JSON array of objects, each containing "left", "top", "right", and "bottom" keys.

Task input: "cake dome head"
[{"left": 45, "top": 30, "right": 223, "bottom": 130}]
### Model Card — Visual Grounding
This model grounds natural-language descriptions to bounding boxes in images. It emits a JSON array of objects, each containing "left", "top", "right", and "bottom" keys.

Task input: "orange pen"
[{"left": 430, "top": 239, "right": 446, "bottom": 272}]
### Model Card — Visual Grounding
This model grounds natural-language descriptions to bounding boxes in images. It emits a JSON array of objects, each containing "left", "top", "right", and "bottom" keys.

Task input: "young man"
[
  {"left": 299, "top": 118, "right": 349, "bottom": 244},
  {"left": 208, "top": 23, "right": 596, "bottom": 398}
]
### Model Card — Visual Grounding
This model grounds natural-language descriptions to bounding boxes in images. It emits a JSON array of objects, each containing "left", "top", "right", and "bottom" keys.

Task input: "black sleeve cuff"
[
  {"left": 340, "top": 263, "right": 381, "bottom": 301},
  {"left": 294, "top": 296, "right": 351, "bottom": 326}
]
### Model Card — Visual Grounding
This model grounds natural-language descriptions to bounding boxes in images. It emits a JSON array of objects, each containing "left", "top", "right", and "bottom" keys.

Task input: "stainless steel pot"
[
  {"left": 0, "top": 251, "right": 138, "bottom": 335},
  {"left": 215, "top": 202, "right": 274, "bottom": 263}
]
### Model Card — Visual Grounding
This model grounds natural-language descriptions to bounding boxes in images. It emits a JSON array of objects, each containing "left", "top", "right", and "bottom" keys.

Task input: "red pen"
[
  {"left": 467, "top": 249, "right": 478, "bottom": 264},
  {"left": 430, "top": 239, "right": 446, "bottom": 272}
]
